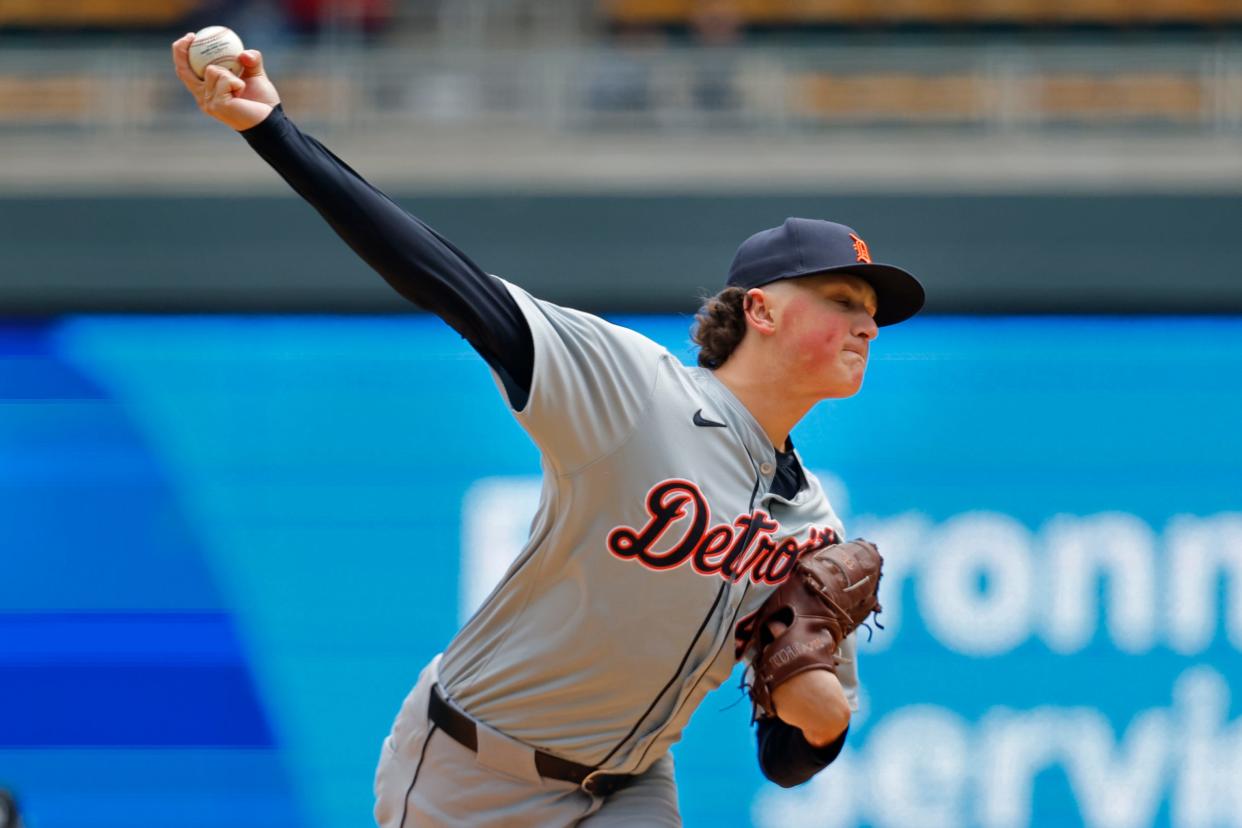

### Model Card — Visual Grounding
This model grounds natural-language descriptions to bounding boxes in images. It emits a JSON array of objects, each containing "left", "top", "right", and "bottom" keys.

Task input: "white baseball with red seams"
[{"left": 188, "top": 26, "right": 244, "bottom": 80}]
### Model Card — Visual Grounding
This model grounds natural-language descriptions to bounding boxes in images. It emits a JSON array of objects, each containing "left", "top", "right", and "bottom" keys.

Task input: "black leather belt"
[{"left": 427, "top": 683, "right": 633, "bottom": 797}]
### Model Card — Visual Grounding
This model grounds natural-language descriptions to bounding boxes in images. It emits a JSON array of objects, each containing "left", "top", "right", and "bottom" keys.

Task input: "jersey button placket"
[{"left": 759, "top": 462, "right": 774, "bottom": 476}]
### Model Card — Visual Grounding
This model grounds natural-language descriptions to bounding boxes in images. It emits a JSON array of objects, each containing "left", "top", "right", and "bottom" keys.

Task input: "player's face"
[{"left": 769, "top": 273, "right": 879, "bottom": 398}]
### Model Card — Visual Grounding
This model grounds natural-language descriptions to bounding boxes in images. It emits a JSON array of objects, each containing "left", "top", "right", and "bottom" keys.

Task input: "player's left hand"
[{"left": 740, "top": 538, "right": 881, "bottom": 731}]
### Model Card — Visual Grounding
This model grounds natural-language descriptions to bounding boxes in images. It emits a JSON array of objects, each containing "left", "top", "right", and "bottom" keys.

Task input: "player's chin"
[
  {"left": 804, "top": 359, "right": 867, "bottom": 399},
  {"left": 816, "top": 376, "right": 865, "bottom": 400}
]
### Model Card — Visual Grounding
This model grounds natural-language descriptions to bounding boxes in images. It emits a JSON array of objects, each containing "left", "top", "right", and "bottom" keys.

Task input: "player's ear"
[{"left": 743, "top": 288, "right": 778, "bottom": 335}]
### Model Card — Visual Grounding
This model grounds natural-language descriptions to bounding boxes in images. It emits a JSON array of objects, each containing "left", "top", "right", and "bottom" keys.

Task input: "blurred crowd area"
[{"left": 3, "top": 1, "right": 1242, "bottom": 179}]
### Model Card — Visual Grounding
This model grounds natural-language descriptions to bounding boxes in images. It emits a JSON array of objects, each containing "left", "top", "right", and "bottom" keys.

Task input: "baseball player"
[{"left": 171, "top": 37, "right": 924, "bottom": 827}]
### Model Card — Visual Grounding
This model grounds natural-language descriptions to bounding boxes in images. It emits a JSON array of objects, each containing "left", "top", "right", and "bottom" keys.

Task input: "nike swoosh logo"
[{"left": 693, "top": 409, "right": 727, "bottom": 428}]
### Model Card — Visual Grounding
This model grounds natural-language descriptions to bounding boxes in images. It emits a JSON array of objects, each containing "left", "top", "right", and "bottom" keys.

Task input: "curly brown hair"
[{"left": 691, "top": 287, "right": 748, "bottom": 369}]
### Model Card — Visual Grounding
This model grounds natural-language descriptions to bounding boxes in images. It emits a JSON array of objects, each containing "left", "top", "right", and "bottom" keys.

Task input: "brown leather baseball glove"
[{"left": 737, "top": 538, "right": 884, "bottom": 719}]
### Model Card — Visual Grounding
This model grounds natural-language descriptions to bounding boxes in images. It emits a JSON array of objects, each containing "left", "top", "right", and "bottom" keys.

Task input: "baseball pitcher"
[{"left": 171, "top": 35, "right": 925, "bottom": 827}]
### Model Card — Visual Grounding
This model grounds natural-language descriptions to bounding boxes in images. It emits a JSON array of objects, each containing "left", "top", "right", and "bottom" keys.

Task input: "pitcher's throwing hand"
[{"left": 171, "top": 31, "right": 278, "bottom": 132}]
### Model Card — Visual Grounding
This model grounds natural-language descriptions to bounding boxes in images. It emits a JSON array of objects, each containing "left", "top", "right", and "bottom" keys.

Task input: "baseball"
[{"left": 188, "top": 26, "right": 244, "bottom": 80}]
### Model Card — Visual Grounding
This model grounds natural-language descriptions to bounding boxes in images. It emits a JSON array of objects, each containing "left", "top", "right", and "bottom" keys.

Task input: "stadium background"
[{"left": 3, "top": 2, "right": 1241, "bottom": 827}]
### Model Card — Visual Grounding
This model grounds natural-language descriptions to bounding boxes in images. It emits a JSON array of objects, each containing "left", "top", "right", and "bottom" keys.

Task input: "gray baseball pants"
[{"left": 373, "top": 656, "right": 682, "bottom": 827}]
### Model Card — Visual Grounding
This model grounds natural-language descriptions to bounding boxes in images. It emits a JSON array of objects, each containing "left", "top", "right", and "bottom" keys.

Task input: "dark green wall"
[{"left": 3, "top": 193, "right": 1238, "bottom": 314}]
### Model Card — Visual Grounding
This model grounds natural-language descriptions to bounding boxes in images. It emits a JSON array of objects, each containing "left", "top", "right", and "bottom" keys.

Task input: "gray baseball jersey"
[{"left": 438, "top": 280, "right": 860, "bottom": 774}]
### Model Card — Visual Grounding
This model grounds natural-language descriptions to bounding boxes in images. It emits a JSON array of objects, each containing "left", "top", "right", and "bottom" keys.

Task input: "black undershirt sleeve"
[
  {"left": 239, "top": 105, "right": 534, "bottom": 409},
  {"left": 757, "top": 718, "right": 847, "bottom": 788}
]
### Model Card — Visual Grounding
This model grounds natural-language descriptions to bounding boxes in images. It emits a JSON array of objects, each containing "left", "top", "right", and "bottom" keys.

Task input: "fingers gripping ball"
[
  {"left": 742, "top": 539, "right": 884, "bottom": 719},
  {"left": 201, "top": 64, "right": 245, "bottom": 114},
  {"left": 188, "top": 26, "right": 244, "bottom": 80}
]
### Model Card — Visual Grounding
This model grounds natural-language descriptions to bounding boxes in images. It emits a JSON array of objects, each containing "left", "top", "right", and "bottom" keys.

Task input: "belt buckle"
[{"left": 581, "top": 771, "right": 610, "bottom": 797}]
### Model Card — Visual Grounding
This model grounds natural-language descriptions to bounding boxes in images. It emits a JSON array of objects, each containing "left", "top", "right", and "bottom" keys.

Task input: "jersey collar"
[{"left": 691, "top": 367, "right": 779, "bottom": 475}]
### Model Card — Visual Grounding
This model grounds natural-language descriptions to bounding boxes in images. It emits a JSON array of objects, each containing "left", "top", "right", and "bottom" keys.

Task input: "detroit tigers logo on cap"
[{"left": 849, "top": 233, "right": 872, "bottom": 264}]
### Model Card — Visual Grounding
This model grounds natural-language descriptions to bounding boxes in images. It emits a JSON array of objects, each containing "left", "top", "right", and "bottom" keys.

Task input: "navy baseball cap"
[{"left": 726, "top": 218, "right": 925, "bottom": 326}]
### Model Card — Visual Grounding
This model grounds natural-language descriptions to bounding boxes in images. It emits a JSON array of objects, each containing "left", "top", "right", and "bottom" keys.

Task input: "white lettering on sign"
[
  {"left": 1167, "top": 514, "right": 1242, "bottom": 655},
  {"left": 1043, "top": 512, "right": 1158, "bottom": 654},
  {"left": 868, "top": 706, "right": 970, "bottom": 828},
  {"left": 919, "top": 512, "right": 1035, "bottom": 656},
  {"left": 852, "top": 510, "right": 1242, "bottom": 657}
]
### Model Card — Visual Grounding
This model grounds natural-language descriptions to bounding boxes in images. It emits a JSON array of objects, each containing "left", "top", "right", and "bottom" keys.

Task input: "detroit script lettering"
[{"left": 606, "top": 478, "right": 838, "bottom": 585}]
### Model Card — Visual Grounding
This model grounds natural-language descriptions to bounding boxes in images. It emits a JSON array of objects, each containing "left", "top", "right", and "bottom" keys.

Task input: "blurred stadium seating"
[
  {"left": 0, "top": 0, "right": 200, "bottom": 28},
  {"left": 0, "top": 39, "right": 1235, "bottom": 132},
  {"left": 0, "top": 0, "right": 394, "bottom": 31},
  {"left": 1, "top": 0, "right": 1240, "bottom": 132}
]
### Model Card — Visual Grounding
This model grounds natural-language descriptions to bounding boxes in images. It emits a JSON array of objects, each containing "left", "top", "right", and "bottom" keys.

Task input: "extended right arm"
[
  {"left": 240, "top": 105, "right": 533, "bottom": 407},
  {"left": 171, "top": 36, "right": 533, "bottom": 408}
]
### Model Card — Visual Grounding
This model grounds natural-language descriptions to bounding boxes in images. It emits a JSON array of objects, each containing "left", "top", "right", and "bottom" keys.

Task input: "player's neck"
[{"left": 711, "top": 355, "right": 815, "bottom": 452}]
